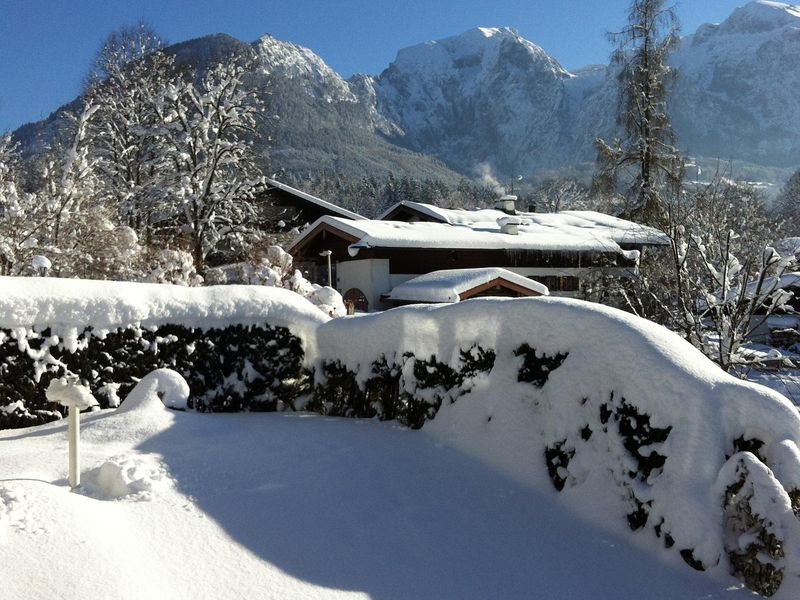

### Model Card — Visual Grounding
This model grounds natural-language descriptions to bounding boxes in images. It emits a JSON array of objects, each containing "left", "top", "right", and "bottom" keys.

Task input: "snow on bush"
[
  {"left": 0, "top": 277, "right": 326, "bottom": 427},
  {"left": 205, "top": 245, "right": 347, "bottom": 317},
  {"left": 313, "top": 298, "right": 800, "bottom": 597},
  {"left": 144, "top": 249, "right": 202, "bottom": 286}
]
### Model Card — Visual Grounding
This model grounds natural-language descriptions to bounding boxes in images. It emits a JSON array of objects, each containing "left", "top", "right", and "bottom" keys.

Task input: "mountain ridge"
[{"left": 11, "top": 1, "right": 800, "bottom": 189}]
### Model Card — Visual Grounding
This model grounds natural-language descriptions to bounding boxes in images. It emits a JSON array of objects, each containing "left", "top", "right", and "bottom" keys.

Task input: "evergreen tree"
[{"left": 594, "top": 0, "right": 683, "bottom": 224}]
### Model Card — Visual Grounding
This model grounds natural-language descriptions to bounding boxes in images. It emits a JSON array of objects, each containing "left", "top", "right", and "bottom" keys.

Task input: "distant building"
[
  {"left": 258, "top": 178, "right": 365, "bottom": 230},
  {"left": 288, "top": 196, "right": 668, "bottom": 312}
]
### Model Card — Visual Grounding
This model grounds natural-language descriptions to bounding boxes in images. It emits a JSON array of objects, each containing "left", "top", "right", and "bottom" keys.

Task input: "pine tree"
[{"left": 594, "top": 0, "right": 683, "bottom": 224}]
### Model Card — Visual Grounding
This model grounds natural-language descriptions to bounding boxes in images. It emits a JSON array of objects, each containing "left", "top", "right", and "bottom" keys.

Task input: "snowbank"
[
  {"left": 4, "top": 276, "right": 800, "bottom": 595},
  {"left": 315, "top": 297, "right": 800, "bottom": 596}
]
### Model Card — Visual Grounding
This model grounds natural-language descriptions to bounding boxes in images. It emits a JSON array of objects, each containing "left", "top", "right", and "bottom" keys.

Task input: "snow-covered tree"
[
  {"left": 84, "top": 24, "right": 179, "bottom": 240},
  {"left": 5, "top": 105, "right": 142, "bottom": 279},
  {"left": 594, "top": 0, "right": 683, "bottom": 224},
  {"left": 0, "top": 134, "right": 35, "bottom": 274},
  {"left": 620, "top": 176, "right": 794, "bottom": 371},
  {"left": 153, "top": 57, "right": 266, "bottom": 276}
]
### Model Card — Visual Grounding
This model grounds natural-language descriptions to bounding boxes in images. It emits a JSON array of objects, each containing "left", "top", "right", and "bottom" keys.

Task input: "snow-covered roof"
[
  {"left": 378, "top": 201, "right": 668, "bottom": 247},
  {"left": 291, "top": 214, "right": 653, "bottom": 256},
  {"left": 265, "top": 178, "right": 366, "bottom": 221},
  {"left": 742, "top": 272, "right": 800, "bottom": 300},
  {"left": 387, "top": 268, "right": 549, "bottom": 303}
]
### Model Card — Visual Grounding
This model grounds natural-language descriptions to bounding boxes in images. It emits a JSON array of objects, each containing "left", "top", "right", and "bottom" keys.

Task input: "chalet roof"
[
  {"left": 387, "top": 268, "right": 549, "bottom": 304},
  {"left": 265, "top": 178, "right": 366, "bottom": 221},
  {"left": 377, "top": 200, "right": 669, "bottom": 247},
  {"left": 289, "top": 215, "right": 650, "bottom": 257}
]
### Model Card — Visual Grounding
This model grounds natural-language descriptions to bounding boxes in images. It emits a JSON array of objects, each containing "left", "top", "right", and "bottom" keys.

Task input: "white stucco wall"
[
  {"left": 337, "top": 262, "right": 635, "bottom": 308},
  {"left": 336, "top": 259, "right": 392, "bottom": 311}
]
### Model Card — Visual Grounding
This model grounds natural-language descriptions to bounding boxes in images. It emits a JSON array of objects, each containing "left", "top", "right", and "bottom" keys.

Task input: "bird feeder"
[{"left": 46, "top": 375, "right": 99, "bottom": 488}]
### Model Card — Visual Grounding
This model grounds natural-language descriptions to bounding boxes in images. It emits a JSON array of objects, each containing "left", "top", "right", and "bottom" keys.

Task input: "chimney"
[
  {"left": 497, "top": 216, "right": 522, "bottom": 235},
  {"left": 494, "top": 194, "right": 517, "bottom": 215}
]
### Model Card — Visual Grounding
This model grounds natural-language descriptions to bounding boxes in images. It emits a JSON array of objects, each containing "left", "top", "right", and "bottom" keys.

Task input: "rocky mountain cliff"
[
  {"left": 670, "top": 1, "right": 800, "bottom": 168},
  {"left": 12, "top": 1, "right": 800, "bottom": 186},
  {"left": 367, "top": 1, "right": 800, "bottom": 179}
]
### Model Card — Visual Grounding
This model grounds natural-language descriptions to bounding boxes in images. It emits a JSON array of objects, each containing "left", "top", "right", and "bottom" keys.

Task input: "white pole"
[
  {"left": 68, "top": 406, "right": 80, "bottom": 488},
  {"left": 319, "top": 250, "right": 333, "bottom": 287}
]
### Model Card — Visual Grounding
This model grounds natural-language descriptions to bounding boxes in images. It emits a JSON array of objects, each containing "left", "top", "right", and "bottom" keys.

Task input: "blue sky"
[{"left": 1, "top": 0, "right": 748, "bottom": 133}]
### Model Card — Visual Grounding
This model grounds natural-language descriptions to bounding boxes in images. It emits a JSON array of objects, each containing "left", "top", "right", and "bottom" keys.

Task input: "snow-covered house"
[
  {"left": 747, "top": 273, "right": 800, "bottom": 347},
  {"left": 259, "top": 178, "right": 365, "bottom": 230},
  {"left": 288, "top": 198, "right": 668, "bottom": 311},
  {"left": 385, "top": 267, "right": 549, "bottom": 308}
]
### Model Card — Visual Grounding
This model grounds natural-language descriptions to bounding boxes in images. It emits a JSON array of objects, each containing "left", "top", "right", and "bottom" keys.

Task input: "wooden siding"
[{"left": 357, "top": 248, "right": 635, "bottom": 273}]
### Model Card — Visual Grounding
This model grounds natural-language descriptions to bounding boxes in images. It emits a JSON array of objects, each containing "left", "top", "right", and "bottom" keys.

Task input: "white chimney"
[
  {"left": 494, "top": 194, "right": 517, "bottom": 215},
  {"left": 497, "top": 216, "right": 522, "bottom": 235}
]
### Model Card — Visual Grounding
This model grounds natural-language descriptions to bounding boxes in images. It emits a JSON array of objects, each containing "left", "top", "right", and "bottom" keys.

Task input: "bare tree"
[
  {"left": 619, "top": 175, "right": 794, "bottom": 371},
  {"left": 84, "top": 21, "right": 164, "bottom": 90},
  {"left": 532, "top": 179, "right": 590, "bottom": 213}
]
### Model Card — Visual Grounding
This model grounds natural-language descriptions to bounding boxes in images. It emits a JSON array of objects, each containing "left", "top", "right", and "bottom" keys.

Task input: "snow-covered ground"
[{"left": 0, "top": 391, "right": 760, "bottom": 600}]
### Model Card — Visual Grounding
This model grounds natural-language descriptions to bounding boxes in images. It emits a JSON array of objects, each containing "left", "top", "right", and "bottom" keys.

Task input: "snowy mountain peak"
[
  {"left": 254, "top": 34, "right": 357, "bottom": 103},
  {"left": 718, "top": 1, "right": 800, "bottom": 34},
  {"left": 476, "top": 26, "right": 502, "bottom": 37},
  {"left": 373, "top": 27, "right": 573, "bottom": 176},
  {"left": 388, "top": 27, "right": 568, "bottom": 79}
]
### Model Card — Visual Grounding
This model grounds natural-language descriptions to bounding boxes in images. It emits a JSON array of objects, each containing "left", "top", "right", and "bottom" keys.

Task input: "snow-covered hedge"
[
  {"left": 313, "top": 299, "right": 800, "bottom": 598},
  {"left": 0, "top": 277, "right": 326, "bottom": 428},
  {"left": 4, "top": 278, "right": 800, "bottom": 596}
]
